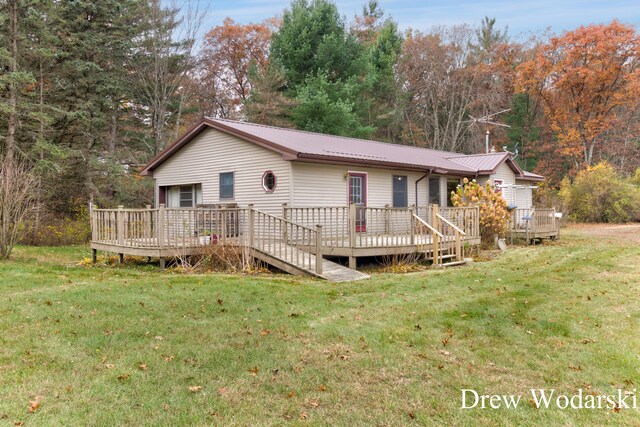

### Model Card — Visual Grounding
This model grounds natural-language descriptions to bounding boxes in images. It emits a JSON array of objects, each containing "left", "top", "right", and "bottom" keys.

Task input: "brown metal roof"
[
  {"left": 141, "top": 118, "right": 544, "bottom": 181},
  {"left": 447, "top": 152, "right": 511, "bottom": 173}
]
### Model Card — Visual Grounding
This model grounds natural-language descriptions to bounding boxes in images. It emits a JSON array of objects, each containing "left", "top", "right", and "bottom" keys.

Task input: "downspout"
[{"left": 415, "top": 170, "right": 432, "bottom": 207}]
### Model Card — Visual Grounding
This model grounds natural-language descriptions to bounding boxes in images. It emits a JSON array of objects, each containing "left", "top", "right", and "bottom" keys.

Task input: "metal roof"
[{"left": 141, "top": 118, "right": 544, "bottom": 181}]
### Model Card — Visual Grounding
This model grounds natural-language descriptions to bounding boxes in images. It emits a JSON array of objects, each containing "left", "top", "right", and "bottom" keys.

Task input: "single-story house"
[{"left": 140, "top": 118, "right": 543, "bottom": 215}]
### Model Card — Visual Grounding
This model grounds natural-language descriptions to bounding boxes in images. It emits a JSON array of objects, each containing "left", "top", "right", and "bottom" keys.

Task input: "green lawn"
[{"left": 0, "top": 227, "right": 639, "bottom": 426}]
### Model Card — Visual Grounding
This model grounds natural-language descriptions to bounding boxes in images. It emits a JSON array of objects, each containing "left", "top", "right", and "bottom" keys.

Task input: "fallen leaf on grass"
[
  {"left": 139, "top": 363, "right": 148, "bottom": 371},
  {"left": 117, "top": 374, "right": 129, "bottom": 381},
  {"left": 318, "top": 385, "right": 326, "bottom": 392},
  {"left": 105, "top": 364, "right": 115, "bottom": 369},
  {"left": 217, "top": 387, "right": 229, "bottom": 396},
  {"left": 299, "top": 412, "right": 308, "bottom": 420},
  {"left": 162, "top": 403, "right": 169, "bottom": 411},
  {"left": 188, "top": 386, "right": 202, "bottom": 393},
  {"left": 248, "top": 366, "right": 259, "bottom": 376},
  {"left": 28, "top": 397, "right": 40, "bottom": 413},
  {"left": 260, "top": 329, "right": 271, "bottom": 336}
]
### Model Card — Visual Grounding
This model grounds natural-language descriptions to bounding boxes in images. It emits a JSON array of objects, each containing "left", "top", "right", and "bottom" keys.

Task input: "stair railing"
[{"left": 249, "top": 205, "right": 323, "bottom": 275}]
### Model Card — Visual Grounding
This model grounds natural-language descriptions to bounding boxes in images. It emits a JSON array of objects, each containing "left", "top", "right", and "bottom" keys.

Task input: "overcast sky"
[{"left": 193, "top": 0, "right": 639, "bottom": 39}]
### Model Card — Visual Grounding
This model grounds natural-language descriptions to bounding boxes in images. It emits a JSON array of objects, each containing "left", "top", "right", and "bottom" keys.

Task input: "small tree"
[
  {"left": 451, "top": 178, "right": 510, "bottom": 243},
  {"left": 0, "top": 156, "right": 39, "bottom": 259}
]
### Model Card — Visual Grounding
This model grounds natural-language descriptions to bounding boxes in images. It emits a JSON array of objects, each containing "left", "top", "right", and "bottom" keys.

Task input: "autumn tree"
[
  {"left": 199, "top": 17, "right": 274, "bottom": 118},
  {"left": 517, "top": 21, "right": 640, "bottom": 169},
  {"left": 398, "top": 26, "right": 481, "bottom": 151}
]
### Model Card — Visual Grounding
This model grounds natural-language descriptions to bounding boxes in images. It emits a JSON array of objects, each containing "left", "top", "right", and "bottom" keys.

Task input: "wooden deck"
[
  {"left": 510, "top": 208, "right": 560, "bottom": 242},
  {"left": 90, "top": 204, "right": 480, "bottom": 281}
]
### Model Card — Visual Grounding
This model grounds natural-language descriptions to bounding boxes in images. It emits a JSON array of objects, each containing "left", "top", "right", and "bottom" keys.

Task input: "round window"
[{"left": 262, "top": 171, "right": 276, "bottom": 192}]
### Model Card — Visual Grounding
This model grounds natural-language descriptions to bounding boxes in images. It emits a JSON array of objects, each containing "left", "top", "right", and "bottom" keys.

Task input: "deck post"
[
  {"left": 158, "top": 204, "right": 166, "bottom": 248},
  {"left": 282, "top": 203, "right": 288, "bottom": 243},
  {"left": 315, "top": 224, "right": 323, "bottom": 275},
  {"left": 409, "top": 205, "right": 415, "bottom": 245},
  {"left": 220, "top": 206, "right": 227, "bottom": 244},
  {"left": 385, "top": 204, "right": 391, "bottom": 234},
  {"left": 145, "top": 205, "right": 152, "bottom": 241},
  {"left": 90, "top": 202, "right": 97, "bottom": 242},
  {"left": 349, "top": 203, "right": 356, "bottom": 248},
  {"left": 117, "top": 205, "right": 125, "bottom": 246},
  {"left": 456, "top": 231, "right": 462, "bottom": 261},
  {"left": 92, "top": 248, "right": 97, "bottom": 264},
  {"left": 432, "top": 204, "right": 440, "bottom": 266},
  {"left": 248, "top": 204, "right": 255, "bottom": 248}
]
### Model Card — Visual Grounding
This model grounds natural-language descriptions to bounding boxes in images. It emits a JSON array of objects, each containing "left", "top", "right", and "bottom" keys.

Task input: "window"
[
  {"left": 262, "top": 171, "right": 276, "bottom": 192},
  {"left": 428, "top": 177, "right": 440, "bottom": 205},
  {"left": 164, "top": 184, "right": 201, "bottom": 208},
  {"left": 220, "top": 172, "right": 234, "bottom": 199},
  {"left": 446, "top": 179, "right": 460, "bottom": 207},
  {"left": 392, "top": 175, "right": 408, "bottom": 208},
  {"left": 493, "top": 179, "right": 503, "bottom": 193},
  {"left": 179, "top": 185, "right": 193, "bottom": 207}
]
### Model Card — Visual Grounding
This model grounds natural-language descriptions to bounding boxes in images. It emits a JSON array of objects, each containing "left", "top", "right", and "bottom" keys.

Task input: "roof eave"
[{"left": 295, "top": 154, "right": 475, "bottom": 175}]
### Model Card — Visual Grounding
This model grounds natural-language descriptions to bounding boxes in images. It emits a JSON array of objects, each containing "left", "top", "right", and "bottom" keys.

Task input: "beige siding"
[
  {"left": 479, "top": 165, "right": 535, "bottom": 209},
  {"left": 483, "top": 163, "right": 517, "bottom": 205},
  {"left": 515, "top": 180, "right": 533, "bottom": 209},
  {"left": 291, "top": 162, "right": 429, "bottom": 208},
  {"left": 152, "top": 128, "right": 290, "bottom": 216}
]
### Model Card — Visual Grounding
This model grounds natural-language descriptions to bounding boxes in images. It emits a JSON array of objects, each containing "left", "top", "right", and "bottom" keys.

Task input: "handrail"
[
  {"left": 413, "top": 214, "right": 443, "bottom": 237},
  {"left": 253, "top": 208, "right": 317, "bottom": 233},
  {"left": 436, "top": 213, "right": 466, "bottom": 236}
]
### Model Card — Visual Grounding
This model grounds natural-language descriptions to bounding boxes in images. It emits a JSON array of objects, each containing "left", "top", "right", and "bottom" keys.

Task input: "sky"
[{"left": 193, "top": 0, "right": 639, "bottom": 39}]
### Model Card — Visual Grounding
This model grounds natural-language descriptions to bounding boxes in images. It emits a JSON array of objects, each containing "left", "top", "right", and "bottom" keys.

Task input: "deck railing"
[
  {"left": 416, "top": 206, "right": 479, "bottom": 241},
  {"left": 284, "top": 204, "right": 480, "bottom": 249},
  {"left": 511, "top": 208, "right": 558, "bottom": 236},
  {"left": 252, "top": 207, "right": 322, "bottom": 274},
  {"left": 91, "top": 204, "right": 479, "bottom": 265},
  {"left": 91, "top": 205, "right": 249, "bottom": 249}
]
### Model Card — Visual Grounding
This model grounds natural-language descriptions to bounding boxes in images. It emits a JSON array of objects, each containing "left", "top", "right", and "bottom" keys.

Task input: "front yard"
[{"left": 0, "top": 225, "right": 638, "bottom": 425}]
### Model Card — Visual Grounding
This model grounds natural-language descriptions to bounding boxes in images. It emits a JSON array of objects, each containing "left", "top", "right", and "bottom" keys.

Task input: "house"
[
  {"left": 90, "top": 118, "right": 552, "bottom": 280},
  {"left": 140, "top": 118, "right": 543, "bottom": 214}
]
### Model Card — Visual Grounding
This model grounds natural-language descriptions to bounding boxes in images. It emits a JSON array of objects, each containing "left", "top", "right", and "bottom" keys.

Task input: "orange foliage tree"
[
  {"left": 199, "top": 17, "right": 275, "bottom": 116},
  {"left": 516, "top": 21, "right": 640, "bottom": 169}
]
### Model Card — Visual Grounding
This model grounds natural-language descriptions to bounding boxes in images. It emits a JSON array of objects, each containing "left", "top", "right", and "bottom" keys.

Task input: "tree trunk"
[
  {"left": 5, "top": 0, "right": 18, "bottom": 163},
  {"left": 107, "top": 104, "right": 118, "bottom": 154}
]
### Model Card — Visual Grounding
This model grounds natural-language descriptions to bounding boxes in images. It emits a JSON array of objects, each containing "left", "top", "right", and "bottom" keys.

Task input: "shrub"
[
  {"left": 559, "top": 162, "right": 640, "bottom": 223},
  {"left": 0, "top": 156, "right": 39, "bottom": 259},
  {"left": 21, "top": 202, "right": 91, "bottom": 246},
  {"left": 451, "top": 178, "right": 510, "bottom": 243}
]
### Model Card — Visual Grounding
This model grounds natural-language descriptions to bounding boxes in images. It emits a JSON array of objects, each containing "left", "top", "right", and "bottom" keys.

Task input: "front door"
[{"left": 348, "top": 173, "right": 367, "bottom": 232}]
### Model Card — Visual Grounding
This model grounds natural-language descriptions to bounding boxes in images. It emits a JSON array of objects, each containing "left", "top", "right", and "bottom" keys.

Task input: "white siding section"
[
  {"left": 483, "top": 163, "right": 517, "bottom": 206},
  {"left": 515, "top": 180, "right": 533, "bottom": 209},
  {"left": 291, "top": 162, "right": 429, "bottom": 208},
  {"left": 152, "top": 128, "right": 290, "bottom": 216}
]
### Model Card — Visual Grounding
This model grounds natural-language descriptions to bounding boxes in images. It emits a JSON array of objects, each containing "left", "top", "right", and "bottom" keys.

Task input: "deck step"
[{"left": 441, "top": 260, "right": 467, "bottom": 268}]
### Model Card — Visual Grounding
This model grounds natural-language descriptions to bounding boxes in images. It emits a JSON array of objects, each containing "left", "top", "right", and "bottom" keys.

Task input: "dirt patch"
[{"left": 566, "top": 223, "right": 640, "bottom": 244}]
